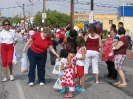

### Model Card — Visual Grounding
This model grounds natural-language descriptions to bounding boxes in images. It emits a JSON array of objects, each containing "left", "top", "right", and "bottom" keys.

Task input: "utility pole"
[
  {"left": 118, "top": 0, "right": 120, "bottom": 22},
  {"left": 123, "top": 0, "right": 124, "bottom": 24},
  {"left": 70, "top": 0, "right": 74, "bottom": 29},
  {"left": 29, "top": 0, "right": 33, "bottom": 24},
  {"left": 23, "top": 4, "right": 26, "bottom": 30},
  {"left": 0, "top": 10, "right": 1, "bottom": 25},
  {"left": 29, "top": 0, "right": 33, "bottom": 17},
  {"left": 89, "top": 0, "right": 94, "bottom": 23},
  {"left": 42, "top": 0, "right": 46, "bottom": 28}
]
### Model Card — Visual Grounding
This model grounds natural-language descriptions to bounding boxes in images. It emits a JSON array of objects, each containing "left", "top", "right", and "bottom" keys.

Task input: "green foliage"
[
  {"left": 11, "top": 15, "right": 21, "bottom": 25},
  {"left": 34, "top": 11, "right": 42, "bottom": 26},
  {"left": 102, "top": 29, "right": 109, "bottom": 39},
  {"left": 34, "top": 10, "right": 70, "bottom": 27}
]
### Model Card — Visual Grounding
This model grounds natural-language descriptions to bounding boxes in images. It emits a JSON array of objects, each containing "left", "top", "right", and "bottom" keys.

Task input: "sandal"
[
  {"left": 64, "top": 94, "right": 74, "bottom": 98},
  {"left": 118, "top": 84, "right": 127, "bottom": 88},
  {"left": 113, "top": 82, "right": 121, "bottom": 86}
]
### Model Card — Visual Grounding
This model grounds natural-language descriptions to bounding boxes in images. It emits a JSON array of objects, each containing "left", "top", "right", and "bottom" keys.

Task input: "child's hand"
[{"left": 61, "top": 66, "right": 64, "bottom": 70}]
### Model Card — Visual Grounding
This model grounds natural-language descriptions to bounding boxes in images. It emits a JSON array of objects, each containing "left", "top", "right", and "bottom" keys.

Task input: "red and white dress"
[{"left": 61, "top": 54, "right": 76, "bottom": 91}]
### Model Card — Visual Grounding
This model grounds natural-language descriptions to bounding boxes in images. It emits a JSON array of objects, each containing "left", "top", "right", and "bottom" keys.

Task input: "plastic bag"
[
  {"left": 52, "top": 59, "right": 61, "bottom": 74},
  {"left": 53, "top": 77, "right": 62, "bottom": 90},
  {"left": 21, "top": 53, "right": 28, "bottom": 73},
  {"left": 12, "top": 48, "right": 21, "bottom": 65}
]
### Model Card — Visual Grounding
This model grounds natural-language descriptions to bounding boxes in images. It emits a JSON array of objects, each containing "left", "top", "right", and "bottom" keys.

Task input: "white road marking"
[{"left": 16, "top": 80, "right": 26, "bottom": 99}]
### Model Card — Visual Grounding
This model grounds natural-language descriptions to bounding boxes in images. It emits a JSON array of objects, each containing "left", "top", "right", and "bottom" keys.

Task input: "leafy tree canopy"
[
  {"left": 34, "top": 9, "right": 70, "bottom": 27},
  {"left": 11, "top": 15, "right": 21, "bottom": 25}
]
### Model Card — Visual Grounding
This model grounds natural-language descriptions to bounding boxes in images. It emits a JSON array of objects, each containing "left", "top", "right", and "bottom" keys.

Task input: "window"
[{"left": 109, "top": 20, "right": 113, "bottom": 24}]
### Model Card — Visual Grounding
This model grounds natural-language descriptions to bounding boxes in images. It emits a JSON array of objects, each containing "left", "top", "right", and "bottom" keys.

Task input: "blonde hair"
[{"left": 43, "top": 27, "right": 51, "bottom": 33}]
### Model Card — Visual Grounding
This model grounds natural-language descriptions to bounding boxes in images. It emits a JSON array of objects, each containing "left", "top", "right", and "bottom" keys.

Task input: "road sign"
[
  {"left": 42, "top": 13, "right": 46, "bottom": 19},
  {"left": 89, "top": 11, "right": 93, "bottom": 23}
]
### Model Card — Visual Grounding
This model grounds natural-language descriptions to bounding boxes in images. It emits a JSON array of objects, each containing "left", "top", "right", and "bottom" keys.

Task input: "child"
[
  {"left": 59, "top": 49, "right": 68, "bottom": 94},
  {"left": 75, "top": 36, "right": 86, "bottom": 92},
  {"left": 61, "top": 42, "right": 76, "bottom": 98},
  {"left": 50, "top": 34, "right": 58, "bottom": 65},
  {"left": 109, "top": 36, "right": 119, "bottom": 56}
]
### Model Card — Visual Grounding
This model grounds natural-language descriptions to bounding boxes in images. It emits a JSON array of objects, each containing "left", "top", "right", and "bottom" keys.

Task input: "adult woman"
[
  {"left": 102, "top": 29, "right": 117, "bottom": 80},
  {"left": 0, "top": 19, "right": 17, "bottom": 82},
  {"left": 23, "top": 27, "right": 59, "bottom": 86},
  {"left": 113, "top": 28, "right": 128, "bottom": 87},
  {"left": 84, "top": 24, "right": 102, "bottom": 83}
]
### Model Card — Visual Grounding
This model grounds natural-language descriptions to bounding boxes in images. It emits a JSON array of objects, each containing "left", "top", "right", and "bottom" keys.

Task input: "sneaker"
[
  {"left": 29, "top": 82, "right": 34, "bottom": 86},
  {"left": 75, "top": 86, "right": 80, "bottom": 91},
  {"left": 40, "top": 82, "right": 44, "bottom": 86},
  {"left": 96, "top": 81, "right": 100, "bottom": 84},
  {"left": 2, "top": 78, "right": 7, "bottom": 82},
  {"left": 59, "top": 89, "right": 66, "bottom": 94},
  {"left": 10, "top": 75, "right": 14, "bottom": 81},
  {"left": 76, "top": 88, "right": 86, "bottom": 92}
]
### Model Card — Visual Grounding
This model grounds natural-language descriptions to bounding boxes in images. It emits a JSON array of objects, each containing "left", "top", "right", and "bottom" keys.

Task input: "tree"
[
  {"left": 11, "top": 15, "right": 21, "bottom": 25},
  {"left": 34, "top": 11, "right": 42, "bottom": 26},
  {"left": 34, "top": 10, "right": 70, "bottom": 27}
]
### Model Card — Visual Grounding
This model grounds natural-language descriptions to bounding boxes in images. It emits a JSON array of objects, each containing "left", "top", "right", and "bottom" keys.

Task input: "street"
[{"left": 0, "top": 34, "right": 133, "bottom": 99}]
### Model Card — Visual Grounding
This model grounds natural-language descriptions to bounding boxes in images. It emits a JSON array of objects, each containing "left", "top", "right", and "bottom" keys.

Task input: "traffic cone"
[{"left": 130, "top": 44, "right": 133, "bottom": 59}]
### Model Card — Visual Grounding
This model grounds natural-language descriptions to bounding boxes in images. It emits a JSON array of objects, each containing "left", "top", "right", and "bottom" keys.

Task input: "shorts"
[
  {"left": 114, "top": 54, "right": 126, "bottom": 70},
  {"left": 77, "top": 65, "right": 84, "bottom": 76}
]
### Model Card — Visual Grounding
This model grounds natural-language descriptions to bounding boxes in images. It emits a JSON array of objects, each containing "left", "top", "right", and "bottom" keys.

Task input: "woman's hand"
[
  {"left": 23, "top": 48, "right": 26, "bottom": 53},
  {"left": 13, "top": 41, "right": 17, "bottom": 45},
  {"left": 55, "top": 54, "right": 60, "bottom": 59}
]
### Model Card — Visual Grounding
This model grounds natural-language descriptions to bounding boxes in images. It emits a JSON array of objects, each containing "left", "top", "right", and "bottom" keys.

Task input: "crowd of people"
[{"left": 0, "top": 19, "right": 129, "bottom": 98}]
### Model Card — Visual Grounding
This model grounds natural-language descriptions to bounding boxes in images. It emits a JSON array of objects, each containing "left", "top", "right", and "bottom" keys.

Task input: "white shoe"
[
  {"left": 40, "top": 82, "right": 44, "bottom": 86},
  {"left": 29, "top": 82, "right": 34, "bottom": 86},
  {"left": 2, "top": 78, "right": 7, "bottom": 82},
  {"left": 10, "top": 75, "right": 14, "bottom": 81},
  {"left": 96, "top": 81, "right": 100, "bottom": 84}
]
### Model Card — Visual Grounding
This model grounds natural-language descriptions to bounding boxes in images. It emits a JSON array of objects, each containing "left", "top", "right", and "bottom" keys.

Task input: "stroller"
[{"left": 126, "top": 35, "right": 133, "bottom": 50}]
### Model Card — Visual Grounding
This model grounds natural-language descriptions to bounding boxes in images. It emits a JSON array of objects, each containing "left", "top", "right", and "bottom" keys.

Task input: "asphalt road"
[{"left": 0, "top": 33, "right": 133, "bottom": 99}]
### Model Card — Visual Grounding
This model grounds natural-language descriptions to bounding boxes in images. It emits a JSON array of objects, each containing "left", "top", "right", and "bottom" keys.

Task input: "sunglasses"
[{"left": 4, "top": 24, "right": 10, "bottom": 26}]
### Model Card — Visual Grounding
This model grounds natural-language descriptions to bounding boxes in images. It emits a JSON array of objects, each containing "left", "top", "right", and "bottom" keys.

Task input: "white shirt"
[
  {"left": 60, "top": 58, "right": 67, "bottom": 75},
  {"left": 76, "top": 47, "right": 86, "bottom": 66},
  {"left": 29, "top": 30, "right": 35, "bottom": 36},
  {"left": 60, "top": 58, "right": 67, "bottom": 66},
  {"left": 0, "top": 29, "right": 17, "bottom": 44}
]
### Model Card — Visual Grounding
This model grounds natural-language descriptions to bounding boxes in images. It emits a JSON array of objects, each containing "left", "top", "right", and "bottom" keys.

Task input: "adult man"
[
  {"left": 58, "top": 28, "right": 66, "bottom": 45},
  {"left": 96, "top": 23, "right": 103, "bottom": 39},
  {"left": 118, "top": 22, "right": 124, "bottom": 29}
]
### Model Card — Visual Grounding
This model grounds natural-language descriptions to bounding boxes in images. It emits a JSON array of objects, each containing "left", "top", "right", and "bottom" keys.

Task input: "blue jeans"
[{"left": 27, "top": 48, "right": 47, "bottom": 83}]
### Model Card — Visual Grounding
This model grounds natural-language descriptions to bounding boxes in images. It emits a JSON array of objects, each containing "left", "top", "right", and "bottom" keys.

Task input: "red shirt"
[
  {"left": 58, "top": 30, "right": 66, "bottom": 39},
  {"left": 86, "top": 35, "right": 99, "bottom": 52},
  {"left": 114, "top": 36, "right": 128, "bottom": 55},
  {"left": 97, "top": 26, "right": 103, "bottom": 35},
  {"left": 102, "top": 37, "right": 114, "bottom": 62},
  {"left": 30, "top": 33, "right": 52, "bottom": 53}
]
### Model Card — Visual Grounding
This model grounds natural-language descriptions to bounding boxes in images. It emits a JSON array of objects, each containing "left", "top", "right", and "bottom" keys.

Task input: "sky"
[{"left": 0, "top": 0, "right": 133, "bottom": 17}]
